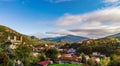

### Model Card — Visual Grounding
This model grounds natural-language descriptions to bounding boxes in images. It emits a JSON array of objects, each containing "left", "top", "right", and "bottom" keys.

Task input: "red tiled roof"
[{"left": 37, "top": 61, "right": 49, "bottom": 66}]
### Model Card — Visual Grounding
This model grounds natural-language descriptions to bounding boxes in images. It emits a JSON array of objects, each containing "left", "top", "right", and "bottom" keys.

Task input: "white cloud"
[
  {"left": 32, "top": 32, "right": 60, "bottom": 39},
  {"left": 47, "top": 29, "right": 78, "bottom": 35},
  {"left": 47, "top": 26, "right": 120, "bottom": 39},
  {"left": 51, "top": 7, "right": 120, "bottom": 38},
  {"left": 56, "top": 7, "right": 120, "bottom": 26},
  {"left": 69, "top": 26, "right": 120, "bottom": 38},
  {"left": 47, "top": 0, "right": 72, "bottom": 3}
]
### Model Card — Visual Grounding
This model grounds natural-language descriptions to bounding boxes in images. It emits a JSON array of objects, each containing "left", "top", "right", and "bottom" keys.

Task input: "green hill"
[
  {"left": 108, "top": 33, "right": 120, "bottom": 40},
  {"left": 0, "top": 25, "right": 38, "bottom": 44}
]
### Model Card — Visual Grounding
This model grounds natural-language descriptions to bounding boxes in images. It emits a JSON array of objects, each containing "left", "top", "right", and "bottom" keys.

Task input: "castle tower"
[
  {"left": 8, "top": 36, "right": 11, "bottom": 40},
  {"left": 14, "top": 36, "right": 16, "bottom": 41}
]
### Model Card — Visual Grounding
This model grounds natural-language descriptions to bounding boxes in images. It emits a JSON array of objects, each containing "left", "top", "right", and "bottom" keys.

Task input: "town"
[
  {"left": 0, "top": 32, "right": 119, "bottom": 66},
  {"left": 0, "top": 0, "right": 120, "bottom": 66}
]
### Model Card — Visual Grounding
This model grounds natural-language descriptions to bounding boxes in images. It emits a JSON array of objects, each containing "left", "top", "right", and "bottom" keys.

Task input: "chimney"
[{"left": 14, "top": 36, "right": 16, "bottom": 41}]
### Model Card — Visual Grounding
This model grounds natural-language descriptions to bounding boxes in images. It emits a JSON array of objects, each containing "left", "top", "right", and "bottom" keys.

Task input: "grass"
[{"left": 49, "top": 64, "right": 82, "bottom": 66}]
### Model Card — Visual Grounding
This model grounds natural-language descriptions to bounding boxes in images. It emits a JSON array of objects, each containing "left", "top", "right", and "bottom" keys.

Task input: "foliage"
[
  {"left": 108, "top": 59, "right": 120, "bottom": 66},
  {"left": 8, "top": 60, "right": 13, "bottom": 66},
  {"left": 97, "top": 57, "right": 110, "bottom": 66},
  {"left": 81, "top": 53, "right": 87, "bottom": 64},
  {"left": 14, "top": 44, "right": 32, "bottom": 66},
  {"left": 0, "top": 53, "right": 9, "bottom": 66},
  {"left": 77, "top": 46, "right": 92, "bottom": 54},
  {"left": 45, "top": 48, "right": 59, "bottom": 61},
  {"left": 0, "top": 48, "right": 3, "bottom": 52},
  {"left": 110, "top": 54, "right": 120, "bottom": 60},
  {"left": 39, "top": 53, "right": 47, "bottom": 61},
  {"left": 108, "top": 54, "right": 120, "bottom": 66}
]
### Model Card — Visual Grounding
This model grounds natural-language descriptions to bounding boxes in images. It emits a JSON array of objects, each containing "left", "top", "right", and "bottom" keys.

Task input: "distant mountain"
[
  {"left": 0, "top": 25, "right": 38, "bottom": 44},
  {"left": 41, "top": 35, "right": 88, "bottom": 42}
]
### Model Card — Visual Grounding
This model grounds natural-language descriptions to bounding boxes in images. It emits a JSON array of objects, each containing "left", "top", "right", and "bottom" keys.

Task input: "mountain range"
[
  {"left": 41, "top": 35, "right": 88, "bottom": 42},
  {"left": 42, "top": 33, "right": 120, "bottom": 42}
]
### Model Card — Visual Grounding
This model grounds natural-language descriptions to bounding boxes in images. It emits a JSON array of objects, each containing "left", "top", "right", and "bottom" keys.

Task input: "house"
[
  {"left": 60, "top": 54, "right": 81, "bottom": 63},
  {"left": 92, "top": 52, "right": 106, "bottom": 57},
  {"left": 95, "top": 58, "right": 100, "bottom": 62},
  {"left": 85, "top": 55, "right": 90, "bottom": 60},
  {"left": 37, "top": 61, "right": 49, "bottom": 66},
  {"left": 58, "top": 49, "right": 64, "bottom": 52},
  {"left": 92, "top": 52, "right": 100, "bottom": 56},
  {"left": 91, "top": 57, "right": 100, "bottom": 62},
  {"left": 33, "top": 52, "right": 41, "bottom": 57},
  {"left": 68, "top": 48, "right": 76, "bottom": 54}
]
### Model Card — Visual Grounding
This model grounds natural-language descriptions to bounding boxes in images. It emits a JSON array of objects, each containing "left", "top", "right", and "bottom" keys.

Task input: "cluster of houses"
[
  {"left": 33, "top": 43, "right": 106, "bottom": 66},
  {"left": 5, "top": 36, "right": 106, "bottom": 66}
]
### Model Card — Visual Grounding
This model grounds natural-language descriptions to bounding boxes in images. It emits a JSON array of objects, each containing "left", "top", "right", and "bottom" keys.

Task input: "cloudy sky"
[{"left": 0, "top": 0, "right": 120, "bottom": 39}]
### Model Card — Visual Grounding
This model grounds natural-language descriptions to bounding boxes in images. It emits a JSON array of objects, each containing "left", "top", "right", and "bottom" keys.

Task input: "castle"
[
  {"left": 7, "top": 36, "right": 23, "bottom": 49},
  {"left": 8, "top": 36, "right": 23, "bottom": 44}
]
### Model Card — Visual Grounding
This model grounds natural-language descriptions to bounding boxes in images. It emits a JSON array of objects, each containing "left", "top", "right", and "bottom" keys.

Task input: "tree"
[
  {"left": 45, "top": 48, "right": 59, "bottom": 62},
  {"left": 98, "top": 57, "right": 110, "bottom": 66},
  {"left": 39, "top": 53, "right": 47, "bottom": 61},
  {"left": 81, "top": 53, "right": 87, "bottom": 64},
  {"left": 0, "top": 53, "right": 9, "bottom": 66},
  {"left": 77, "top": 46, "right": 92, "bottom": 54},
  {"left": 14, "top": 44, "right": 32, "bottom": 66},
  {"left": 8, "top": 60, "right": 13, "bottom": 66}
]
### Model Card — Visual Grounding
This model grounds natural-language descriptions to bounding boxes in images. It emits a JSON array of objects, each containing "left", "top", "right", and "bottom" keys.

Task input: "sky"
[{"left": 0, "top": 0, "right": 120, "bottom": 39}]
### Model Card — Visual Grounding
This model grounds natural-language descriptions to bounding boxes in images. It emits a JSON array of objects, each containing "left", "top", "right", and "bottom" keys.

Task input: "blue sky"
[{"left": 0, "top": 0, "right": 120, "bottom": 38}]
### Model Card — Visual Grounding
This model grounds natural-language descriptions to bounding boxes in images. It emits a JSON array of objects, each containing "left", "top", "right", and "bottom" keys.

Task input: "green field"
[{"left": 49, "top": 64, "right": 82, "bottom": 66}]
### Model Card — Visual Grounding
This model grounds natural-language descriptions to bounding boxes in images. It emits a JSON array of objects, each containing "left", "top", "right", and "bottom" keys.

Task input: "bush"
[
  {"left": 8, "top": 60, "right": 13, "bottom": 66},
  {"left": 108, "top": 59, "right": 120, "bottom": 66}
]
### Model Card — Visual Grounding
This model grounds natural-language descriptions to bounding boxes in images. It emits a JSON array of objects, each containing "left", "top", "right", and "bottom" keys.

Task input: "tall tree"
[{"left": 45, "top": 48, "right": 59, "bottom": 62}]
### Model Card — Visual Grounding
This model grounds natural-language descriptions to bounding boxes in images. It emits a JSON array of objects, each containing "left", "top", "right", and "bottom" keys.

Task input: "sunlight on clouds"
[
  {"left": 52, "top": 6, "right": 120, "bottom": 38},
  {"left": 47, "top": 29, "right": 78, "bottom": 36},
  {"left": 47, "top": 26, "right": 120, "bottom": 39},
  {"left": 56, "top": 7, "right": 120, "bottom": 27}
]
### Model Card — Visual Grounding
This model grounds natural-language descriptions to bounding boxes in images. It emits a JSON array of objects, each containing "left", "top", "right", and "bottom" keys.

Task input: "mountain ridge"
[{"left": 41, "top": 35, "right": 88, "bottom": 42}]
